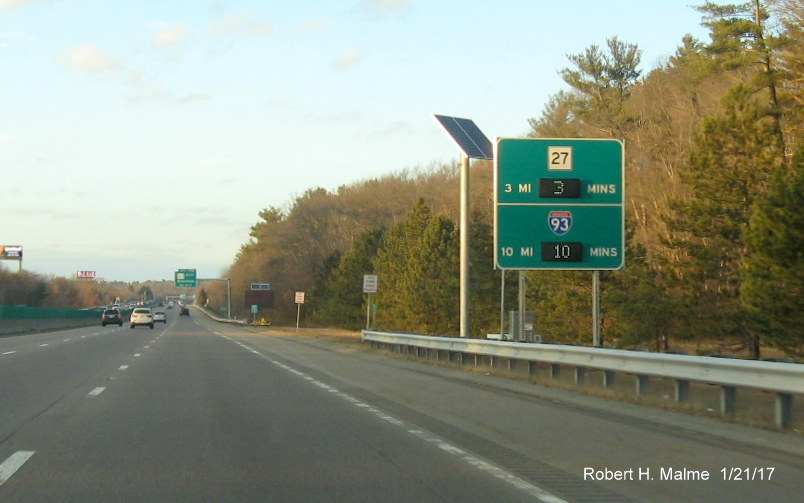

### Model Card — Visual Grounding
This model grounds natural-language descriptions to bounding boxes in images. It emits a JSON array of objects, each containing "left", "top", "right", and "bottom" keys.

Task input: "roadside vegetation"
[
  {"left": 0, "top": 270, "right": 178, "bottom": 310},
  {"left": 3, "top": 2, "right": 800, "bottom": 359}
]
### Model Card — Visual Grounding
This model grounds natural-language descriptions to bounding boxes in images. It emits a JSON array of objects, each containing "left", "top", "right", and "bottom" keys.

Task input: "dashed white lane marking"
[
  {"left": 0, "top": 451, "right": 35, "bottom": 488},
  {"left": 63, "top": 339, "right": 71, "bottom": 342},
  {"left": 38, "top": 344, "right": 49, "bottom": 347},
  {"left": 119, "top": 365, "right": 129, "bottom": 371},
  {"left": 2, "top": 351, "right": 16, "bottom": 355},
  {"left": 221, "top": 337, "right": 568, "bottom": 503},
  {"left": 88, "top": 387, "right": 106, "bottom": 397},
  {"left": 134, "top": 353, "right": 141, "bottom": 358}
]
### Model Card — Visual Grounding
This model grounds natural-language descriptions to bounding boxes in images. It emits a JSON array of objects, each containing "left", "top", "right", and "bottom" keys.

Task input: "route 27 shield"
[{"left": 548, "top": 211, "right": 572, "bottom": 236}]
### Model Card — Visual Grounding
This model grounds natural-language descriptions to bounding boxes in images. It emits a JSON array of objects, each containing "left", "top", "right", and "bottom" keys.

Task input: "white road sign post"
[
  {"left": 363, "top": 275, "right": 378, "bottom": 330},
  {"left": 295, "top": 292, "right": 305, "bottom": 329}
]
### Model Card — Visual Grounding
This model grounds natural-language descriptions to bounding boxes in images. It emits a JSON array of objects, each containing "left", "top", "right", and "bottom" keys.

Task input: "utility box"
[{"left": 509, "top": 310, "right": 537, "bottom": 342}]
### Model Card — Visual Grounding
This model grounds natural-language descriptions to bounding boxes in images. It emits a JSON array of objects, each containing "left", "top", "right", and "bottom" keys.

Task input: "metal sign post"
[
  {"left": 363, "top": 275, "right": 378, "bottom": 330},
  {"left": 295, "top": 292, "right": 305, "bottom": 329},
  {"left": 433, "top": 114, "right": 493, "bottom": 338}
]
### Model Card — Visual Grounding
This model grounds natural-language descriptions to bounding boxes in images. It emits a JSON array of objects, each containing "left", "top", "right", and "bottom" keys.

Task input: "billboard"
[
  {"left": 0, "top": 245, "right": 23, "bottom": 260},
  {"left": 76, "top": 270, "right": 96, "bottom": 279}
]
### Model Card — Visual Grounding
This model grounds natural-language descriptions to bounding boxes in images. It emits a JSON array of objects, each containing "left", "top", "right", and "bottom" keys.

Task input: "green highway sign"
[
  {"left": 174, "top": 268, "right": 197, "bottom": 288},
  {"left": 494, "top": 138, "right": 624, "bottom": 270}
]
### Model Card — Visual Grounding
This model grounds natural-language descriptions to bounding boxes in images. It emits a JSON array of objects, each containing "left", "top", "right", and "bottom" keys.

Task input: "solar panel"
[{"left": 432, "top": 114, "right": 493, "bottom": 160}]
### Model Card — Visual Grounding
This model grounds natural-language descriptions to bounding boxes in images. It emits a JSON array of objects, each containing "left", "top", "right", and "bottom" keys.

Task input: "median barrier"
[{"left": 0, "top": 305, "right": 101, "bottom": 336}]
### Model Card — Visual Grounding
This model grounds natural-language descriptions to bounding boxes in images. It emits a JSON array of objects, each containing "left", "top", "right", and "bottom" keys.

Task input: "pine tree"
[
  {"left": 312, "top": 228, "right": 384, "bottom": 329},
  {"left": 667, "top": 83, "right": 784, "bottom": 357},
  {"left": 741, "top": 145, "right": 804, "bottom": 356},
  {"left": 373, "top": 199, "right": 459, "bottom": 335}
]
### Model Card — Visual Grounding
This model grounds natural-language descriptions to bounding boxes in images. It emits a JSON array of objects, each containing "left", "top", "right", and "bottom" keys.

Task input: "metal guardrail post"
[
  {"left": 575, "top": 367, "right": 587, "bottom": 384},
  {"left": 776, "top": 393, "right": 792, "bottom": 429},
  {"left": 721, "top": 386, "right": 737, "bottom": 416},
  {"left": 603, "top": 370, "right": 616, "bottom": 389},
  {"left": 675, "top": 380, "right": 690, "bottom": 402},
  {"left": 635, "top": 375, "right": 650, "bottom": 395}
]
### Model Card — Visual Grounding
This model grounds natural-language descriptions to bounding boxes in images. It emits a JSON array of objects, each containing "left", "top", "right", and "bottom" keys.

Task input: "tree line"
[
  {"left": 0, "top": 269, "right": 175, "bottom": 309},
  {"left": 205, "top": 1, "right": 801, "bottom": 359},
  {"left": 4, "top": 2, "right": 800, "bottom": 359}
]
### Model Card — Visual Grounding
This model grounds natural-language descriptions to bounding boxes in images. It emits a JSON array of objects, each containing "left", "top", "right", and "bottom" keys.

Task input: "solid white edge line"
[
  {"left": 219, "top": 335, "right": 568, "bottom": 503},
  {"left": 0, "top": 451, "right": 35, "bottom": 487}
]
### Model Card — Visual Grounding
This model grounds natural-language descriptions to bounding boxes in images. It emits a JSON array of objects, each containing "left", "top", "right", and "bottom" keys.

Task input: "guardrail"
[
  {"left": 362, "top": 330, "right": 804, "bottom": 429},
  {"left": 194, "top": 305, "right": 246, "bottom": 325}
]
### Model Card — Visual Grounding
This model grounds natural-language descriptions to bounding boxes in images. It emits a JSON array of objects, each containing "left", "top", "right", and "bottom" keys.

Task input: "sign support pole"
[
  {"left": 433, "top": 115, "right": 492, "bottom": 339},
  {"left": 366, "top": 293, "right": 371, "bottom": 330},
  {"left": 460, "top": 154, "right": 470, "bottom": 338},
  {"left": 593, "top": 270, "right": 601, "bottom": 346},
  {"left": 518, "top": 271, "right": 526, "bottom": 341},
  {"left": 500, "top": 270, "right": 505, "bottom": 339},
  {"left": 226, "top": 278, "right": 231, "bottom": 320}
]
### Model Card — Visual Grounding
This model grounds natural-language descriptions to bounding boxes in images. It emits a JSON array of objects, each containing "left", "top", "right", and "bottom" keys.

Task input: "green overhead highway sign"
[
  {"left": 494, "top": 138, "right": 624, "bottom": 270},
  {"left": 174, "top": 268, "right": 197, "bottom": 288}
]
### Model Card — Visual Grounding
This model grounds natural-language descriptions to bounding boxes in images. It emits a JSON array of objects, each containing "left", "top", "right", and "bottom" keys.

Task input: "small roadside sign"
[
  {"left": 363, "top": 274, "right": 378, "bottom": 294},
  {"left": 295, "top": 292, "right": 305, "bottom": 304}
]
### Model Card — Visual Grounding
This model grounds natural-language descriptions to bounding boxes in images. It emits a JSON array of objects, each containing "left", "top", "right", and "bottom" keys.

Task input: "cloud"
[
  {"left": 154, "top": 23, "right": 190, "bottom": 48},
  {"left": 0, "top": 0, "right": 41, "bottom": 11},
  {"left": 126, "top": 86, "right": 211, "bottom": 105},
  {"left": 209, "top": 15, "right": 273, "bottom": 38},
  {"left": 332, "top": 47, "right": 365, "bottom": 71},
  {"left": 56, "top": 44, "right": 121, "bottom": 73},
  {"left": 357, "top": 0, "right": 412, "bottom": 17},
  {"left": 298, "top": 17, "right": 332, "bottom": 34},
  {"left": 312, "top": 110, "right": 363, "bottom": 122},
  {"left": 369, "top": 120, "right": 414, "bottom": 139}
]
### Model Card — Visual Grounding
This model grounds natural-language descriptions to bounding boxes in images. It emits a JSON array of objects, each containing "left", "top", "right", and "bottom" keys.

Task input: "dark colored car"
[
  {"left": 101, "top": 309, "right": 123, "bottom": 326},
  {"left": 179, "top": 306, "right": 190, "bottom": 316}
]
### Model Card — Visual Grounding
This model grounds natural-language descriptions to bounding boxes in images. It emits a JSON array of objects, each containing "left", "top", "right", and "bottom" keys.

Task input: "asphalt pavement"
[{"left": 1, "top": 311, "right": 802, "bottom": 502}]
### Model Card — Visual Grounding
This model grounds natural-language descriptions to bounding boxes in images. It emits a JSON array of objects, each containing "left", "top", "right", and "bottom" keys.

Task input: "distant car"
[
  {"left": 153, "top": 311, "right": 167, "bottom": 323},
  {"left": 179, "top": 306, "right": 190, "bottom": 316},
  {"left": 130, "top": 308, "right": 154, "bottom": 329},
  {"left": 101, "top": 309, "right": 123, "bottom": 326}
]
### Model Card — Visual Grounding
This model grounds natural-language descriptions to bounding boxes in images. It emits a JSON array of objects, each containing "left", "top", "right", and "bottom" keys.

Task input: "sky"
[{"left": 1, "top": 0, "right": 712, "bottom": 283}]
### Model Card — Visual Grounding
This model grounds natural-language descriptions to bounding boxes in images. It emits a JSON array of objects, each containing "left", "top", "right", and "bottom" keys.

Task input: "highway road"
[{"left": 1, "top": 309, "right": 802, "bottom": 502}]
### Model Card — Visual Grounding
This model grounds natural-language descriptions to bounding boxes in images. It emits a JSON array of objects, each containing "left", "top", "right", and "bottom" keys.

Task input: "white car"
[
  {"left": 130, "top": 308, "right": 154, "bottom": 329},
  {"left": 153, "top": 311, "right": 167, "bottom": 323}
]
